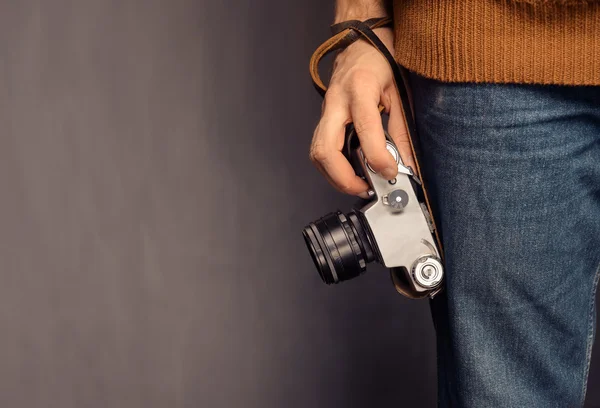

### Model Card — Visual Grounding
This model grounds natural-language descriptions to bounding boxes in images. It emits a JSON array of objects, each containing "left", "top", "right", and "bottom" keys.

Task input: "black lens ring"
[
  {"left": 303, "top": 210, "right": 375, "bottom": 284},
  {"left": 304, "top": 223, "right": 339, "bottom": 284},
  {"left": 320, "top": 216, "right": 348, "bottom": 282},
  {"left": 347, "top": 211, "right": 376, "bottom": 264},
  {"left": 338, "top": 213, "right": 366, "bottom": 270}
]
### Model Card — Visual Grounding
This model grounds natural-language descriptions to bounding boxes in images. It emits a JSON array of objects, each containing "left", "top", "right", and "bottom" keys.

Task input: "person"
[{"left": 308, "top": 0, "right": 600, "bottom": 406}]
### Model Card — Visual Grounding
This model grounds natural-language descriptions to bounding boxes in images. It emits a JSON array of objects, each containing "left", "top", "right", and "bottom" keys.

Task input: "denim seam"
[{"left": 579, "top": 260, "right": 600, "bottom": 407}]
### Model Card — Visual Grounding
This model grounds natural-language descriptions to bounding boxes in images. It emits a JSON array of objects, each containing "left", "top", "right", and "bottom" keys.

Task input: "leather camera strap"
[{"left": 308, "top": 17, "right": 444, "bottom": 259}]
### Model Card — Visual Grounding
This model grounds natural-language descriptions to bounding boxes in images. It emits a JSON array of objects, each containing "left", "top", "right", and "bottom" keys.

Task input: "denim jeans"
[{"left": 408, "top": 72, "right": 600, "bottom": 407}]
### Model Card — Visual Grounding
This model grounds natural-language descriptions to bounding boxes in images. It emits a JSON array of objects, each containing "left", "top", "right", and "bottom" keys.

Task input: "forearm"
[{"left": 334, "top": 0, "right": 392, "bottom": 23}]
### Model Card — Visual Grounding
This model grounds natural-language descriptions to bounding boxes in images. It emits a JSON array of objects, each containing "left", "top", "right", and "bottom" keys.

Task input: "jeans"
[{"left": 407, "top": 72, "right": 600, "bottom": 407}]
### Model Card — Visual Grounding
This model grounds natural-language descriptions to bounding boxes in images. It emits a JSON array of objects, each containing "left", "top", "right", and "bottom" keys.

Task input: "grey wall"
[{"left": 0, "top": 1, "right": 597, "bottom": 407}]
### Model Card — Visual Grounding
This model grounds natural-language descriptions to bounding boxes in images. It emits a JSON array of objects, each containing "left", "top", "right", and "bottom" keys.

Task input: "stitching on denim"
[{"left": 579, "top": 260, "right": 600, "bottom": 407}]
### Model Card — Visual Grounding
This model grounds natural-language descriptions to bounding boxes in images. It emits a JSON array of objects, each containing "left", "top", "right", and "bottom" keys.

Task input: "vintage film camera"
[{"left": 302, "top": 125, "right": 444, "bottom": 299}]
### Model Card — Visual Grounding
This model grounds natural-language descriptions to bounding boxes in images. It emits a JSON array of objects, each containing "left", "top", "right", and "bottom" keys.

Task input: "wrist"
[{"left": 334, "top": 1, "right": 391, "bottom": 23}]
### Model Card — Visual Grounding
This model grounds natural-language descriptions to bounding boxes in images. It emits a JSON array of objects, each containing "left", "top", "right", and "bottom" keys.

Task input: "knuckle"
[
  {"left": 348, "top": 69, "right": 377, "bottom": 86},
  {"left": 353, "top": 117, "right": 379, "bottom": 135},
  {"left": 395, "top": 131, "right": 410, "bottom": 140},
  {"left": 347, "top": 70, "right": 380, "bottom": 95},
  {"left": 323, "top": 89, "right": 339, "bottom": 106},
  {"left": 337, "top": 181, "right": 354, "bottom": 194},
  {"left": 324, "top": 85, "right": 343, "bottom": 101},
  {"left": 309, "top": 144, "right": 328, "bottom": 163},
  {"left": 322, "top": 89, "right": 348, "bottom": 117},
  {"left": 390, "top": 134, "right": 410, "bottom": 146}
]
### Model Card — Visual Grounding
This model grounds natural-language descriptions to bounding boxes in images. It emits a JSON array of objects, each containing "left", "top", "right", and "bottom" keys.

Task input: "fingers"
[
  {"left": 349, "top": 74, "right": 398, "bottom": 180},
  {"left": 310, "top": 64, "right": 407, "bottom": 196},
  {"left": 310, "top": 98, "right": 369, "bottom": 196},
  {"left": 387, "top": 88, "right": 416, "bottom": 172},
  {"left": 313, "top": 159, "right": 370, "bottom": 199}
]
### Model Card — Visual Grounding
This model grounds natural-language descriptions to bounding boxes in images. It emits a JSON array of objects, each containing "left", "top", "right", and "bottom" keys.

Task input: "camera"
[{"left": 302, "top": 125, "right": 444, "bottom": 299}]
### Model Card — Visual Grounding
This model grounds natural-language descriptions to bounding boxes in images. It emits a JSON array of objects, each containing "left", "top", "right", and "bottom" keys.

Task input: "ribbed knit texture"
[{"left": 394, "top": 0, "right": 600, "bottom": 85}]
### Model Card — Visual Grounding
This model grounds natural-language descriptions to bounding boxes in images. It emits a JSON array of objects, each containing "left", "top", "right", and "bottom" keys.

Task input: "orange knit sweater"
[{"left": 393, "top": 0, "right": 600, "bottom": 85}]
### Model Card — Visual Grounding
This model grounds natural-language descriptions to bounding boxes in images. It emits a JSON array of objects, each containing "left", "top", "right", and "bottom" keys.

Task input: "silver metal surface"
[
  {"left": 397, "top": 163, "right": 414, "bottom": 176},
  {"left": 382, "top": 189, "right": 409, "bottom": 210},
  {"left": 356, "top": 146, "right": 443, "bottom": 294},
  {"left": 412, "top": 256, "right": 444, "bottom": 289}
]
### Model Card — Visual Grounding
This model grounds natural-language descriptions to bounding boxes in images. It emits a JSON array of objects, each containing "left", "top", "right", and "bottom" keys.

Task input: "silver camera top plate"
[{"left": 356, "top": 145, "right": 442, "bottom": 294}]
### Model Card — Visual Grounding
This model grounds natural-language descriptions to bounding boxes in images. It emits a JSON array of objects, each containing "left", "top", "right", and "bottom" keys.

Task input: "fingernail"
[{"left": 358, "top": 191, "right": 370, "bottom": 199}]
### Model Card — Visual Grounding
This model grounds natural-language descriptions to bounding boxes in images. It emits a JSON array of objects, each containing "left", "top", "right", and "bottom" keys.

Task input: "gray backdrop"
[{"left": 0, "top": 1, "right": 597, "bottom": 407}]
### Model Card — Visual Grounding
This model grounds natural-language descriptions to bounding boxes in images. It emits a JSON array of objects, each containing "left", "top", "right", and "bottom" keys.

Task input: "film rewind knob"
[{"left": 412, "top": 256, "right": 443, "bottom": 289}]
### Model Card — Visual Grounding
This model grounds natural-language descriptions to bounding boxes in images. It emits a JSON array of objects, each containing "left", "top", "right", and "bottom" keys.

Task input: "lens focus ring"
[{"left": 302, "top": 210, "right": 374, "bottom": 284}]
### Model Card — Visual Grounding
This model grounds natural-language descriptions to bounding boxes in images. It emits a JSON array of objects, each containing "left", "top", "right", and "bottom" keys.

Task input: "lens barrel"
[{"left": 302, "top": 210, "right": 375, "bottom": 284}]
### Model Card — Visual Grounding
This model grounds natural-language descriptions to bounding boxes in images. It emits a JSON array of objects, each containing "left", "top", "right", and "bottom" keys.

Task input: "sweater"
[{"left": 393, "top": 0, "right": 600, "bottom": 85}]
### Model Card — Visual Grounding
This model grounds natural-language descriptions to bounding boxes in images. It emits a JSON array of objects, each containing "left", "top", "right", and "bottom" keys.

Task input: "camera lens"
[{"left": 302, "top": 210, "right": 376, "bottom": 284}]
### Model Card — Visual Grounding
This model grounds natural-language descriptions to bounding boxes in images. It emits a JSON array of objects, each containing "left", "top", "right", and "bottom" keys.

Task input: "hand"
[{"left": 309, "top": 27, "right": 415, "bottom": 198}]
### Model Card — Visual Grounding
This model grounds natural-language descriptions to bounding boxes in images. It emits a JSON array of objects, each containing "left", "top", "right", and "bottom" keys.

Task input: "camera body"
[{"left": 303, "top": 126, "right": 443, "bottom": 299}]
